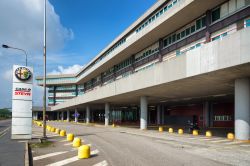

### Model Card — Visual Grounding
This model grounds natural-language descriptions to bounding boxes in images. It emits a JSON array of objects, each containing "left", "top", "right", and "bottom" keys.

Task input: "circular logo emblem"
[{"left": 15, "top": 67, "right": 32, "bottom": 81}]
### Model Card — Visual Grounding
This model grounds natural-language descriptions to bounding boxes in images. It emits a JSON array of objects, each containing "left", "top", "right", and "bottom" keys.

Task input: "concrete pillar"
[
  {"left": 105, "top": 103, "right": 110, "bottom": 126},
  {"left": 140, "top": 96, "right": 148, "bottom": 130},
  {"left": 203, "top": 101, "right": 209, "bottom": 128},
  {"left": 86, "top": 106, "right": 90, "bottom": 124},
  {"left": 67, "top": 110, "right": 70, "bottom": 122},
  {"left": 157, "top": 105, "right": 161, "bottom": 125},
  {"left": 235, "top": 78, "right": 250, "bottom": 140},
  {"left": 74, "top": 109, "right": 78, "bottom": 123},
  {"left": 161, "top": 106, "right": 165, "bottom": 124},
  {"left": 57, "top": 112, "right": 59, "bottom": 120},
  {"left": 61, "top": 111, "right": 64, "bottom": 121}
]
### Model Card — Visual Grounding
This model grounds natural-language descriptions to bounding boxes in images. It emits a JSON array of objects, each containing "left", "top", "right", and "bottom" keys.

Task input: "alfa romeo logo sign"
[{"left": 15, "top": 67, "right": 32, "bottom": 81}]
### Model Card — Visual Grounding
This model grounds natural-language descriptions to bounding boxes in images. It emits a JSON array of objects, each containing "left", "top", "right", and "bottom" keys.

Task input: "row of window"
[
  {"left": 176, "top": 43, "right": 201, "bottom": 56},
  {"left": 136, "top": 0, "right": 179, "bottom": 33},
  {"left": 212, "top": 32, "right": 228, "bottom": 41},
  {"left": 135, "top": 48, "right": 159, "bottom": 62},
  {"left": 116, "top": 57, "right": 133, "bottom": 71},
  {"left": 163, "top": 16, "right": 206, "bottom": 48},
  {"left": 214, "top": 115, "right": 232, "bottom": 121}
]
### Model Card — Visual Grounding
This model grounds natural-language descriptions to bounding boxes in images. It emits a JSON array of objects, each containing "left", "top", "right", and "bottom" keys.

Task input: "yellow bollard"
[
  {"left": 50, "top": 127, "right": 56, "bottom": 132},
  {"left": 60, "top": 130, "right": 66, "bottom": 137},
  {"left": 55, "top": 128, "right": 60, "bottom": 134},
  {"left": 227, "top": 133, "right": 235, "bottom": 140},
  {"left": 178, "top": 129, "right": 184, "bottom": 134},
  {"left": 78, "top": 145, "right": 90, "bottom": 159},
  {"left": 168, "top": 128, "right": 174, "bottom": 133},
  {"left": 112, "top": 123, "right": 116, "bottom": 128},
  {"left": 206, "top": 131, "right": 212, "bottom": 137},
  {"left": 67, "top": 133, "right": 74, "bottom": 142},
  {"left": 73, "top": 138, "right": 81, "bottom": 148},
  {"left": 159, "top": 126, "right": 164, "bottom": 132},
  {"left": 193, "top": 130, "right": 199, "bottom": 136}
]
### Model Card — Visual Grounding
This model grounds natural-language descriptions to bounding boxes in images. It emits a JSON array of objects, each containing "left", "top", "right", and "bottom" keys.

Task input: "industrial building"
[{"left": 35, "top": 0, "right": 250, "bottom": 140}]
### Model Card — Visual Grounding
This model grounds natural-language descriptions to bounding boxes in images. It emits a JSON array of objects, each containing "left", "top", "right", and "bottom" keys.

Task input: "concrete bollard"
[
  {"left": 55, "top": 128, "right": 60, "bottom": 134},
  {"left": 60, "top": 130, "right": 66, "bottom": 137},
  {"left": 67, "top": 133, "right": 74, "bottom": 142},
  {"left": 178, "top": 129, "right": 184, "bottom": 134},
  {"left": 73, "top": 138, "right": 81, "bottom": 148},
  {"left": 78, "top": 145, "right": 90, "bottom": 159},
  {"left": 192, "top": 130, "right": 199, "bottom": 136},
  {"left": 159, "top": 126, "right": 164, "bottom": 132},
  {"left": 168, "top": 128, "right": 174, "bottom": 133},
  {"left": 206, "top": 131, "right": 212, "bottom": 137},
  {"left": 227, "top": 133, "right": 235, "bottom": 140}
]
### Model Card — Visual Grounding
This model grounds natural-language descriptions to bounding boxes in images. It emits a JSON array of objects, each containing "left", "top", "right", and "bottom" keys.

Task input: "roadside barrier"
[
  {"left": 78, "top": 145, "right": 90, "bottom": 159},
  {"left": 227, "top": 133, "right": 235, "bottom": 140},
  {"left": 192, "top": 130, "right": 199, "bottom": 136},
  {"left": 73, "top": 138, "right": 81, "bottom": 148},
  {"left": 159, "top": 126, "right": 164, "bottom": 132},
  {"left": 67, "top": 133, "right": 74, "bottom": 141},
  {"left": 60, "top": 130, "right": 66, "bottom": 137},
  {"left": 168, "top": 128, "right": 173, "bottom": 133},
  {"left": 178, "top": 129, "right": 184, "bottom": 134},
  {"left": 206, "top": 131, "right": 212, "bottom": 137}
]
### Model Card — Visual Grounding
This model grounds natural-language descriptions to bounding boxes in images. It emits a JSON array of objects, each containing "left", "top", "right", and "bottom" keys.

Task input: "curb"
[{"left": 25, "top": 142, "right": 29, "bottom": 166}]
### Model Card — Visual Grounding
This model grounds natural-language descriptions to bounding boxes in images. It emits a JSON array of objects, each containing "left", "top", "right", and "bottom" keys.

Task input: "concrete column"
[
  {"left": 57, "top": 112, "right": 59, "bottom": 121},
  {"left": 86, "top": 106, "right": 90, "bottom": 124},
  {"left": 203, "top": 101, "right": 209, "bottom": 128},
  {"left": 235, "top": 78, "right": 250, "bottom": 140},
  {"left": 67, "top": 110, "right": 70, "bottom": 122},
  {"left": 140, "top": 96, "right": 148, "bottom": 130},
  {"left": 157, "top": 105, "right": 161, "bottom": 125},
  {"left": 74, "top": 109, "right": 78, "bottom": 123},
  {"left": 161, "top": 106, "right": 165, "bottom": 124},
  {"left": 61, "top": 111, "right": 64, "bottom": 121},
  {"left": 105, "top": 103, "right": 110, "bottom": 126}
]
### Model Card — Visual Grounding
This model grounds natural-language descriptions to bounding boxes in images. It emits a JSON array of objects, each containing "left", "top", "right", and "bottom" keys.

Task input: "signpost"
[{"left": 11, "top": 65, "right": 33, "bottom": 139}]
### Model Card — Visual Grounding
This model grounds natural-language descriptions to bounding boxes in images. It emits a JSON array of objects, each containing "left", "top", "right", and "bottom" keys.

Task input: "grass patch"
[{"left": 30, "top": 140, "right": 54, "bottom": 148}]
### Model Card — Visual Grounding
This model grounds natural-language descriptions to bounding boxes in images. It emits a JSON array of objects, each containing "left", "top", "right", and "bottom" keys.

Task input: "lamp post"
[
  {"left": 42, "top": 0, "right": 47, "bottom": 139},
  {"left": 2, "top": 44, "right": 28, "bottom": 66}
]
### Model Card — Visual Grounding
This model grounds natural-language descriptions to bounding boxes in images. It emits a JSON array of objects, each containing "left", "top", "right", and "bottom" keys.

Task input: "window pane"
[
  {"left": 177, "top": 33, "right": 180, "bottom": 40},
  {"left": 202, "top": 17, "right": 206, "bottom": 27},
  {"left": 181, "top": 31, "right": 185, "bottom": 38},
  {"left": 212, "top": 7, "right": 221, "bottom": 22},
  {"left": 196, "top": 19, "right": 201, "bottom": 30},
  {"left": 186, "top": 28, "right": 190, "bottom": 36},
  {"left": 191, "top": 25, "right": 196, "bottom": 33},
  {"left": 172, "top": 34, "right": 176, "bottom": 42}
]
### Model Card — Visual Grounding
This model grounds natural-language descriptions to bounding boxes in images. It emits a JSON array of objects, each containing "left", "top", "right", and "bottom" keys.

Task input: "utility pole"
[{"left": 42, "top": 0, "right": 47, "bottom": 139}]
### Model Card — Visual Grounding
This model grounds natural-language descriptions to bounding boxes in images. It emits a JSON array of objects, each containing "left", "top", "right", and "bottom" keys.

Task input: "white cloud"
[
  {"left": 49, "top": 64, "right": 83, "bottom": 75},
  {"left": 0, "top": 0, "right": 74, "bottom": 108}
]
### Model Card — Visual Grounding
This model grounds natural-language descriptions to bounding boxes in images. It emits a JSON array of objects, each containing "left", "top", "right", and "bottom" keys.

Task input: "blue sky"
[
  {"left": 48, "top": 0, "right": 156, "bottom": 68},
  {"left": 0, "top": 0, "right": 155, "bottom": 108}
]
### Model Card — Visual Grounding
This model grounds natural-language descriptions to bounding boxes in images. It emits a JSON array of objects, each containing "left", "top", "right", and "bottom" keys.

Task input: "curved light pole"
[{"left": 2, "top": 44, "right": 28, "bottom": 66}]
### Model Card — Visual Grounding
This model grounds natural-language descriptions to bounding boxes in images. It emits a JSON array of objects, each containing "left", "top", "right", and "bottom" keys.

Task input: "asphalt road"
[
  {"left": 32, "top": 121, "right": 249, "bottom": 166},
  {"left": 0, "top": 119, "right": 25, "bottom": 166}
]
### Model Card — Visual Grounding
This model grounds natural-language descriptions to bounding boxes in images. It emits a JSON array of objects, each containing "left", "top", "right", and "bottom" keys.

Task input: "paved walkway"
[{"left": 31, "top": 121, "right": 250, "bottom": 166}]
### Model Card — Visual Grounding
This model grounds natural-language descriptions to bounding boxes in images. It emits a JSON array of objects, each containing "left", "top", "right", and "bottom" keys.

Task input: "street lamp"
[{"left": 2, "top": 44, "right": 28, "bottom": 66}]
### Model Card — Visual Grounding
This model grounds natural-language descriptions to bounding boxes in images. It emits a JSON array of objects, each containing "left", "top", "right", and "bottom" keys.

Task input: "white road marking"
[
  {"left": 59, "top": 140, "right": 68, "bottom": 142},
  {"left": 224, "top": 141, "right": 243, "bottom": 145},
  {"left": 0, "top": 127, "right": 10, "bottom": 138},
  {"left": 210, "top": 139, "right": 230, "bottom": 143},
  {"left": 240, "top": 144, "right": 250, "bottom": 147},
  {"left": 63, "top": 143, "right": 72, "bottom": 146},
  {"left": 46, "top": 156, "right": 79, "bottom": 166},
  {"left": 91, "top": 149, "right": 99, "bottom": 156},
  {"left": 33, "top": 151, "right": 68, "bottom": 161},
  {"left": 93, "top": 160, "right": 108, "bottom": 166}
]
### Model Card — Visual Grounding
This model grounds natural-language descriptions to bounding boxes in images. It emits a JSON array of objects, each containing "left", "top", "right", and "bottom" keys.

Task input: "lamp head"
[{"left": 2, "top": 44, "right": 10, "bottom": 48}]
